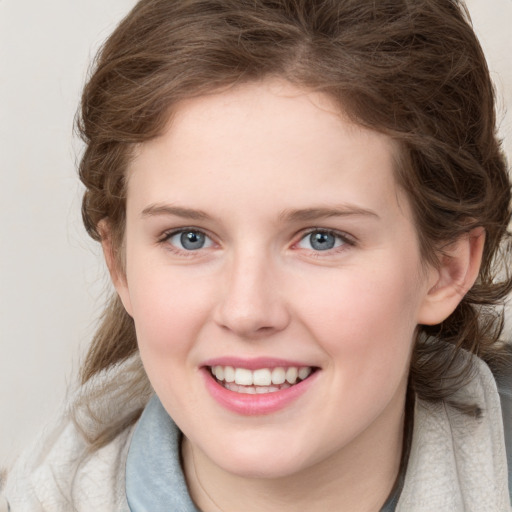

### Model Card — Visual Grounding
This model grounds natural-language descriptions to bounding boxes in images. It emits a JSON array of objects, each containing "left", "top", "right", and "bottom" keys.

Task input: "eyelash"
[{"left": 158, "top": 227, "right": 356, "bottom": 256}]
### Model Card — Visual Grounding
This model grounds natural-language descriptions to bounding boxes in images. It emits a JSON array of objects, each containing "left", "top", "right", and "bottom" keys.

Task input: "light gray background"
[{"left": 1, "top": 0, "right": 511, "bottom": 465}]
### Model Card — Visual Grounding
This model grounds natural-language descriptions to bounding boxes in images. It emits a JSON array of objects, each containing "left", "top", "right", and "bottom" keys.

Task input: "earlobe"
[
  {"left": 417, "top": 227, "right": 485, "bottom": 326},
  {"left": 98, "top": 220, "right": 133, "bottom": 317}
]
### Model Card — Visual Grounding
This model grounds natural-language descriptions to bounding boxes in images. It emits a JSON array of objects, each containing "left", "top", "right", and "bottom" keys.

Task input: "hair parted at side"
[{"left": 77, "top": 0, "right": 511, "bottom": 444}]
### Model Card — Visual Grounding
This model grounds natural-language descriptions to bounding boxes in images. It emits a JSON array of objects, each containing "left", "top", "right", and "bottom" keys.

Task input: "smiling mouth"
[{"left": 209, "top": 365, "right": 316, "bottom": 394}]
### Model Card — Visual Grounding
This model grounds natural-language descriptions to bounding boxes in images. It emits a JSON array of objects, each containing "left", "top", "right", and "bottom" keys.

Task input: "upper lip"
[{"left": 202, "top": 357, "right": 317, "bottom": 370}]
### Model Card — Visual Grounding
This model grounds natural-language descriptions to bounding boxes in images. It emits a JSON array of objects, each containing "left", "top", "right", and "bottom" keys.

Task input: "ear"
[
  {"left": 98, "top": 220, "right": 133, "bottom": 317},
  {"left": 417, "top": 227, "right": 485, "bottom": 326}
]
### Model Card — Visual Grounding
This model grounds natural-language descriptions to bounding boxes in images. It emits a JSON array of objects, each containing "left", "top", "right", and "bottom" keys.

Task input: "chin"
[{"left": 206, "top": 439, "right": 316, "bottom": 480}]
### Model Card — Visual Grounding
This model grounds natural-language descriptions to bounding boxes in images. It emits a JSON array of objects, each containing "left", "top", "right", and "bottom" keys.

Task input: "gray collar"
[{"left": 126, "top": 395, "right": 200, "bottom": 512}]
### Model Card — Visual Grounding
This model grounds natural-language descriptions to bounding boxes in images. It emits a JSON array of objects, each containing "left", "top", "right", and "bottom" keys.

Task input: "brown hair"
[{"left": 77, "top": 0, "right": 511, "bottom": 444}]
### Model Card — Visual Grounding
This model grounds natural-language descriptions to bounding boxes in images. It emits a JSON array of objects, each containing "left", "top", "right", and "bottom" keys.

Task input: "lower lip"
[{"left": 202, "top": 368, "right": 318, "bottom": 416}]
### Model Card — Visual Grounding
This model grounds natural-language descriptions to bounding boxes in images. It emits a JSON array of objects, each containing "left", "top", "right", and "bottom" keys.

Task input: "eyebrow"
[
  {"left": 278, "top": 206, "right": 380, "bottom": 222},
  {"left": 141, "top": 204, "right": 211, "bottom": 220}
]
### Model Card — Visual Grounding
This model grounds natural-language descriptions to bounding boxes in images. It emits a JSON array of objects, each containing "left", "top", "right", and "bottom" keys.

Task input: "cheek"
[
  {"left": 126, "top": 267, "right": 217, "bottom": 409},
  {"left": 126, "top": 265, "right": 215, "bottom": 356},
  {"left": 298, "top": 265, "right": 421, "bottom": 367},
  {"left": 298, "top": 266, "right": 421, "bottom": 428}
]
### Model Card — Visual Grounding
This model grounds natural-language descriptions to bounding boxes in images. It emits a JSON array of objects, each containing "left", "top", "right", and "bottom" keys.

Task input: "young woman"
[{"left": 3, "top": 0, "right": 511, "bottom": 510}]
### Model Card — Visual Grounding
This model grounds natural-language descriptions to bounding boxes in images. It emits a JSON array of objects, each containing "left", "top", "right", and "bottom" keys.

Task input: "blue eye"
[
  {"left": 168, "top": 230, "right": 213, "bottom": 251},
  {"left": 297, "top": 231, "right": 346, "bottom": 251}
]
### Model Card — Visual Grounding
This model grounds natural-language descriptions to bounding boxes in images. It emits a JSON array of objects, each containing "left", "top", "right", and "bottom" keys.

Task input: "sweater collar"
[{"left": 125, "top": 395, "right": 199, "bottom": 512}]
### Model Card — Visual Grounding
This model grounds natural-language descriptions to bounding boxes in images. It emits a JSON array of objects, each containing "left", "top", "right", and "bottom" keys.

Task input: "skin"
[{"left": 106, "top": 79, "right": 483, "bottom": 511}]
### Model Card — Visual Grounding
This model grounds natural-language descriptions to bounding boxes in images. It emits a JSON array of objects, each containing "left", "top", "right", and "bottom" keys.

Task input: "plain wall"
[
  {"left": 1, "top": 0, "right": 511, "bottom": 466},
  {"left": 0, "top": 0, "right": 138, "bottom": 466}
]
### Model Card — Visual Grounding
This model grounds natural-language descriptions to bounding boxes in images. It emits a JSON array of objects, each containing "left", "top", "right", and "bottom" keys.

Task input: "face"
[{"left": 115, "top": 80, "right": 438, "bottom": 480}]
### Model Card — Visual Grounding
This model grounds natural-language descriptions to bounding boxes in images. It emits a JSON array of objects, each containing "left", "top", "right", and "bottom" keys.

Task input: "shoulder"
[
  {"left": 1, "top": 354, "right": 150, "bottom": 512},
  {"left": 3, "top": 417, "right": 135, "bottom": 511},
  {"left": 495, "top": 355, "right": 512, "bottom": 504},
  {"left": 397, "top": 353, "right": 511, "bottom": 511}
]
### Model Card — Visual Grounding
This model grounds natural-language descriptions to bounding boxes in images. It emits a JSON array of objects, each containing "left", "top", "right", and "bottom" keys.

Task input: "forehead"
[{"left": 127, "top": 79, "right": 408, "bottom": 223}]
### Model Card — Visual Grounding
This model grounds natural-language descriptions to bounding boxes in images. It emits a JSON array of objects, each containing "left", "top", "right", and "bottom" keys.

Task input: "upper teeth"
[{"left": 211, "top": 366, "right": 312, "bottom": 386}]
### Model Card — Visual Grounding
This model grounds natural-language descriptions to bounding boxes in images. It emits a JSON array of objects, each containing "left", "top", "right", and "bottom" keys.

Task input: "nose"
[{"left": 213, "top": 251, "right": 290, "bottom": 339}]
